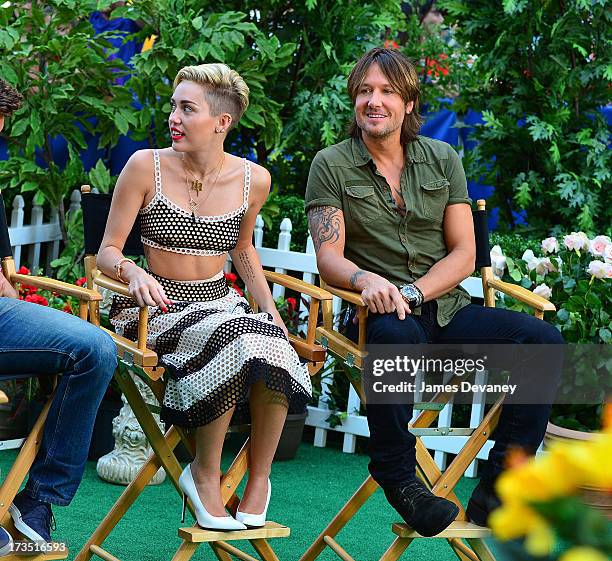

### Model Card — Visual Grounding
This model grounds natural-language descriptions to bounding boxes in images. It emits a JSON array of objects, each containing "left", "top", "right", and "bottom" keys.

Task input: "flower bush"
[
  {"left": 490, "top": 234, "right": 611, "bottom": 431},
  {"left": 490, "top": 233, "right": 611, "bottom": 344},
  {"left": 15, "top": 266, "right": 78, "bottom": 314},
  {"left": 489, "top": 405, "right": 612, "bottom": 561}
]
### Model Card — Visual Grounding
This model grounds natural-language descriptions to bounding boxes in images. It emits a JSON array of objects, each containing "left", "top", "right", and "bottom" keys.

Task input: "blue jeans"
[
  {"left": 0, "top": 298, "right": 116, "bottom": 505},
  {"left": 346, "top": 302, "right": 564, "bottom": 488}
]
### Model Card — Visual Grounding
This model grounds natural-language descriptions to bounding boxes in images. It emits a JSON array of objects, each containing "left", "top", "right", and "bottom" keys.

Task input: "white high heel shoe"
[
  {"left": 236, "top": 479, "right": 271, "bottom": 528},
  {"left": 179, "top": 464, "right": 246, "bottom": 531}
]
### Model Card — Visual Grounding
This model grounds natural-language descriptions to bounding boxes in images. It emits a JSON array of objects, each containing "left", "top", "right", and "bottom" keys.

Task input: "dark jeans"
[
  {"left": 346, "top": 302, "right": 563, "bottom": 489},
  {"left": 0, "top": 298, "right": 117, "bottom": 505}
]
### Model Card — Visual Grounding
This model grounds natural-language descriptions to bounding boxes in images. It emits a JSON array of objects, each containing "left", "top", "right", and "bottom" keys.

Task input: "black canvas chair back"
[
  {"left": 0, "top": 193, "right": 13, "bottom": 260},
  {"left": 473, "top": 205, "right": 492, "bottom": 270},
  {"left": 81, "top": 191, "right": 144, "bottom": 257}
]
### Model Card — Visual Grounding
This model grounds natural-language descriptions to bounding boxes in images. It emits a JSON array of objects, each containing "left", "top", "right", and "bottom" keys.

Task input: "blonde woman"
[{"left": 97, "top": 64, "right": 312, "bottom": 530}]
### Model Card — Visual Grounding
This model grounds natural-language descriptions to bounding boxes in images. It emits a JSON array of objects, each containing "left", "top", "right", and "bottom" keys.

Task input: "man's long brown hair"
[
  {"left": 0, "top": 79, "right": 23, "bottom": 117},
  {"left": 347, "top": 48, "right": 423, "bottom": 146}
]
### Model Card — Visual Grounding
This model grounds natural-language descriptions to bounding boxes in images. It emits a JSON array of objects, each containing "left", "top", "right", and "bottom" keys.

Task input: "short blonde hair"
[{"left": 173, "top": 63, "right": 249, "bottom": 128}]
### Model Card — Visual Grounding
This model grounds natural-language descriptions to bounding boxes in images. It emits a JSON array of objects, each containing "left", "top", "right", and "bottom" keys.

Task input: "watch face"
[{"left": 401, "top": 284, "right": 417, "bottom": 301}]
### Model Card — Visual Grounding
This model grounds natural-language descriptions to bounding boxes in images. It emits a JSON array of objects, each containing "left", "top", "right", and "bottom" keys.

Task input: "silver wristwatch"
[{"left": 399, "top": 283, "right": 424, "bottom": 308}]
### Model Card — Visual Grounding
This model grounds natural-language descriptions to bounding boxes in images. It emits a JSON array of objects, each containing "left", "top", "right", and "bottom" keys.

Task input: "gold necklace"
[{"left": 181, "top": 153, "right": 225, "bottom": 220}]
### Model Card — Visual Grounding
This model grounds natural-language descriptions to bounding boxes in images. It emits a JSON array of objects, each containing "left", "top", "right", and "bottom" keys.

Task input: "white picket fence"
[{"left": 6, "top": 190, "right": 493, "bottom": 477}]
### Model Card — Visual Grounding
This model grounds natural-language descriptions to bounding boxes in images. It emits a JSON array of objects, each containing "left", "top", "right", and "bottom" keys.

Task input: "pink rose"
[
  {"left": 605, "top": 244, "right": 612, "bottom": 264},
  {"left": 532, "top": 284, "right": 552, "bottom": 300},
  {"left": 606, "top": 263, "right": 612, "bottom": 279},
  {"left": 588, "top": 235, "right": 611, "bottom": 257},
  {"left": 586, "top": 260, "right": 606, "bottom": 279},
  {"left": 563, "top": 232, "right": 589, "bottom": 251},
  {"left": 541, "top": 237, "right": 559, "bottom": 254},
  {"left": 535, "top": 257, "right": 557, "bottom": 275}
]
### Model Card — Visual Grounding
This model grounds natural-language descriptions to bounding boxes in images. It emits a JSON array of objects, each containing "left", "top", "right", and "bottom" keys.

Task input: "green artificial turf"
[{"left": 0, "top": 436, "right": 504, "bottom": 561}]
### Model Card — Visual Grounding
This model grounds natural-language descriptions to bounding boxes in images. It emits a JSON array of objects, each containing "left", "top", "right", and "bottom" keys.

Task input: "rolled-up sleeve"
[{"left": 445, "top": 146, "right": 472, "bottom": 206}]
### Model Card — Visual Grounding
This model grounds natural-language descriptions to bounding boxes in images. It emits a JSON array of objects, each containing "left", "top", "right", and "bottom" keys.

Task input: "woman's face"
[{"left": 168, "top": 80, "right": 225, "bottom": 150}]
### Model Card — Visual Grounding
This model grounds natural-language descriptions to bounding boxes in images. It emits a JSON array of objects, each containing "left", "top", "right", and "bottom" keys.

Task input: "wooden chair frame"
[
  {"left": 75, "top": 185, "right": 332, "bottom": 561},
  {"left": 0, "top": 248, "right": 103, "bottom": 561},
  {"left": 299, "top": 200, "right": 556, "bottom": 561}
]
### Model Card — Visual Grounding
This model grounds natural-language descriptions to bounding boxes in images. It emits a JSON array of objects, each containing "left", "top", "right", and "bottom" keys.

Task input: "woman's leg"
[
  {"left": 239, "top": 381, "right": 288, "bottom": 514},
  {"left": 191, "top": 406, "right": 236, "bottom": 516}
]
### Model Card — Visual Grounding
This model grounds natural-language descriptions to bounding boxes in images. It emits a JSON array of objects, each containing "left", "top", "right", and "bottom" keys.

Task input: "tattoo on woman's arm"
[
  {"left": 349, "top": 270, "right": 365, "bottom": 289},
  {"left": 308, "top": 206, "right": 341, "bottom": 251},
  {"left": 236, "top": 251, "right": 256, "bottom": 282}
]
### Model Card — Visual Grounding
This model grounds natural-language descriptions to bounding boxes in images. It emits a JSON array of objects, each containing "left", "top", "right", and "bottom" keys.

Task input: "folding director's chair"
[
  {"left": 299, "top": 200, "right": 556, "bottom": 561},
  {"left": 74, "top": 185, "right": 332, "bottom": 561},
  {"left": 0, "top": 191, "right": 103, "bottom": 561}
]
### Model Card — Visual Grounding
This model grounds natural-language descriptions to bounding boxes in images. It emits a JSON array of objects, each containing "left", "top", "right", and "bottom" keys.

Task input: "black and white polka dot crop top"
[{"left": 139, "top": 150, "right": 250, "bottom": 256}]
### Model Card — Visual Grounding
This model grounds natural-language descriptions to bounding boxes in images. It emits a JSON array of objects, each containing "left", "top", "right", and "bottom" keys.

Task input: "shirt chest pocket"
[
  {"left": 345, "top": 184, "right": 380, "bottom": 224},
  {"left": 420, "top": 179, "right": 450, "bottom": 220}
]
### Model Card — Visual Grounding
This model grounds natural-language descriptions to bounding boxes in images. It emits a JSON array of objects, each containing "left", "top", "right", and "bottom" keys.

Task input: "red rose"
[
  {"left": 234, "top": 287, "right": 244, "bottom": 297},
  {"left": 20, "top": 284, "right": 38, "bottom": 295},
  {"left": 286, "top": 297, "right": 297, "bottom": 311},
  {"left": 62, "top": 302, "right": 73, "bottom": 314},
  {"left": 383, "top": 39, "right": 399, "bottom": 50},
  {"left": 25, "top": 294, "right": 49, "bottom": 306},
  {"left": 225, "top": 272, "right": 237, "bottom": 283},
  {"left": 75, "top": 277, "right": 87, "bottom": 287},
  {"left": 17, "top": 266, "right": 30, "bottom": 275}
]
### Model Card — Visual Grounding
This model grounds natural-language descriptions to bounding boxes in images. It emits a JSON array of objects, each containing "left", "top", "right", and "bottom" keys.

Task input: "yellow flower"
[
  {"left": 559, "top": 546, "right": 609, "bottom": 561},
  {"left": 525, "top": 522, "right": 556, "bottom": 557},
  {"left": 549, "top": 434, "right": 612, "bottom": 490},
  {"left": 496, "top": 452, "right": 577, "bottom": 505},
  {"left": 489, "top": 502, "right": 547, "bottom": 541}
]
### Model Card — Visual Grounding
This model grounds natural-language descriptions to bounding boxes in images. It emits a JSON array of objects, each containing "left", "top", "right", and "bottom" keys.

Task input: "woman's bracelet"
[{"left": 114, "top": 257, "right": 135, "bottom": 283}]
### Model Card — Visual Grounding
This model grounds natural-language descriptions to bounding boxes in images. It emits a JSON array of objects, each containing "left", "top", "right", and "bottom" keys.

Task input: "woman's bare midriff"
[{"left": 145, "top": 246, "right": 227, "bottom": 281}]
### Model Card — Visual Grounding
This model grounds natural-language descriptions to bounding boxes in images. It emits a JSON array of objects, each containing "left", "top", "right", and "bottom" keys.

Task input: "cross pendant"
[{"left": 190, "top": 179, "right": 203, "bottom": 195}]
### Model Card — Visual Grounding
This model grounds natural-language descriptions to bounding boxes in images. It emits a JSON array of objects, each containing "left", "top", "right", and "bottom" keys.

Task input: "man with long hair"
[{"left": 305, "top": 48, "right": 562, "bottom": 536}]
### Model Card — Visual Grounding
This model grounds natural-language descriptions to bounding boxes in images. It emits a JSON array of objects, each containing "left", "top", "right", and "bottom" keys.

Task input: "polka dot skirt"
[{"left": 109, "top": 271, "right": 312, "bottom": 428}]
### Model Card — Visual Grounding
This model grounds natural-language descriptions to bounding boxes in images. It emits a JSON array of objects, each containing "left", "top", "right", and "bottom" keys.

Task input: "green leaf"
[
  {"left": 599, "top": 328, "right": 611, "bottom": 343},
  {"left": 192, "top": 16, "right": 203, "bottom": 30},
  {"left": 88, "top": 159, "right": 111, "bottom": 193},
  {"left": 114, "top": 112, "right": 129, "bottom": 135},
  {"left": 20, "top": 181, "right": 38, "bottom": 193}
]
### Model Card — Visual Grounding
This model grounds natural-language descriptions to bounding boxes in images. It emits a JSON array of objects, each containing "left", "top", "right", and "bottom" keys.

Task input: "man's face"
[{"left": 354, "top": 63, "right": 414, "bottom": 142}]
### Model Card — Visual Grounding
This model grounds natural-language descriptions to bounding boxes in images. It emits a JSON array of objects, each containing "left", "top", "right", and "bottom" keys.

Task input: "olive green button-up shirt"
[{"left": 305, "top": 135, "right": 472, "bottom": 327}]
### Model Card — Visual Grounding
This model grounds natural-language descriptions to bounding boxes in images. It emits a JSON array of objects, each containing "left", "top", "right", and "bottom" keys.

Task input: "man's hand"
[
  {"left": 358, "top": 272, "right": 411, "bottom": 320},
  {"left": 0, "top": 271, "right": 18, "bottom": 299}
]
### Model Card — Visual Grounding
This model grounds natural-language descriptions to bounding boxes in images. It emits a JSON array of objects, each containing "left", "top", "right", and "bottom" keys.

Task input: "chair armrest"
[
  {"left": 262, "top": 270, "right": 333, "bottom": 301},
  {"left": 11, "top": 273, "right": 102, "bottom": 302},
  {"left": 321, "top": 283, "right": 366, "bottom": 307},
  {"left": 91, "top": 269, "right": 133, "bottom": 299},
  {"left": 487, "top": 278, "right": 556, "bottom": 312},
  {"left": 91, "top": 269, "right": 150, "bottom": 352}
]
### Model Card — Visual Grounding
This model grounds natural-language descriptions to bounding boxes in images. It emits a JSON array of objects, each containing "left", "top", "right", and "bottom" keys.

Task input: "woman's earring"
[{"left": 215, "top": 126, "right": 222, "bottom": 133}]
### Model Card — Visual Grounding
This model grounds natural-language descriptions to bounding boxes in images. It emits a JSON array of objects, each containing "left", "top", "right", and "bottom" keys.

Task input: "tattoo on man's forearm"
[
  {"left": 308, "top": 206, "right": 341, "bottom": 251},
  {"left": 236, "top": 250, "right": 256, "bottom": 282},
  {"left": 349, "top": 270, "right": 366, "bottom": 289}
]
